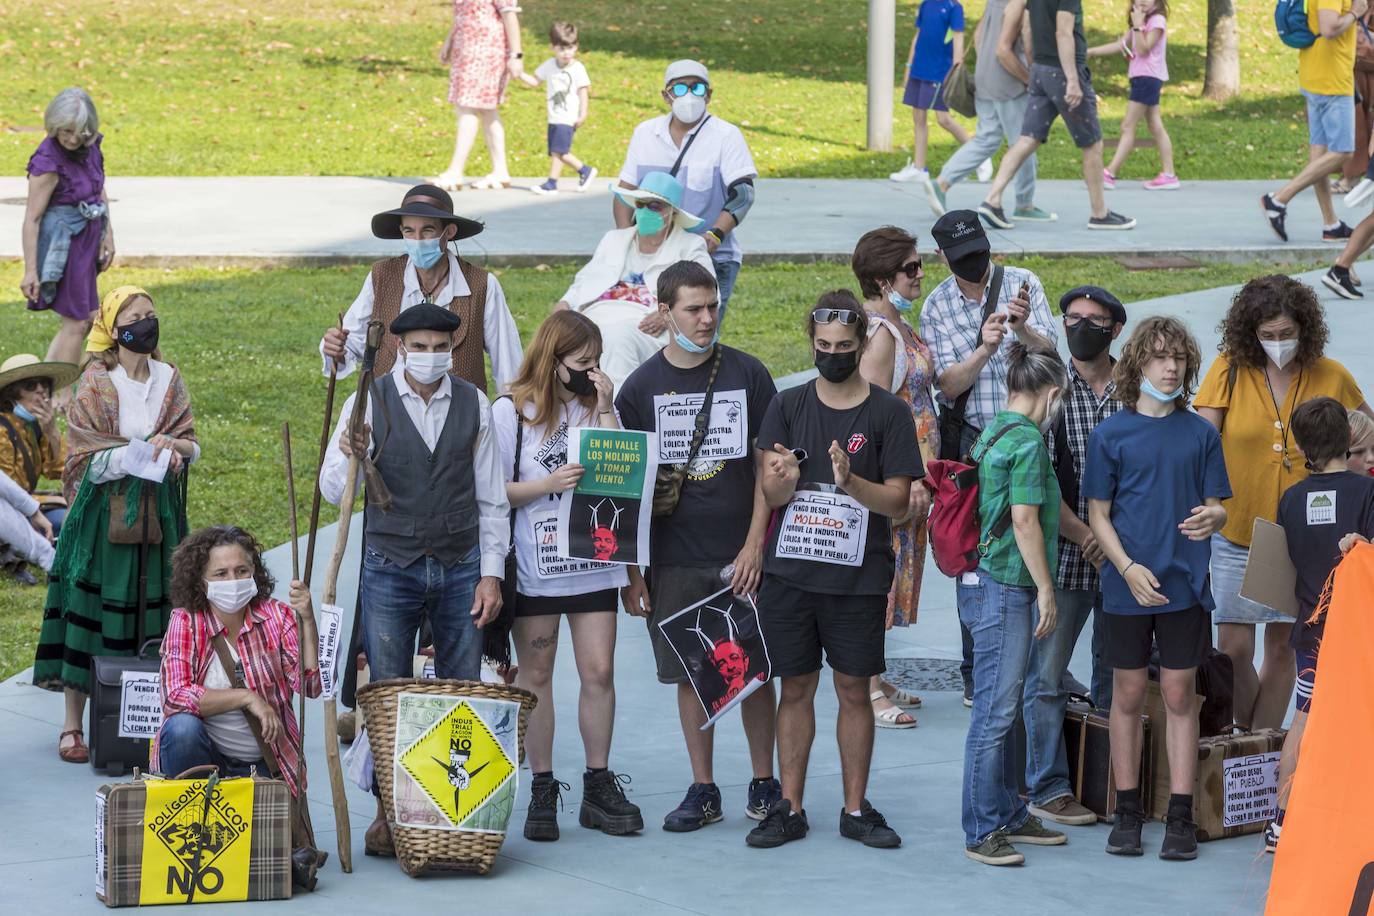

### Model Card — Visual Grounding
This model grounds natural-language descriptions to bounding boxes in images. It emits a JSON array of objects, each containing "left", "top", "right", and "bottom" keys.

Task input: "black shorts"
[
  {"left": 515, "top": 588, "right": 617, "bottom": 618},
  {"left": 757, "top": 576, "right": 886, "bottom": 678},
  {"left": 1103, "top": 605, "right": 1209, "bottom": 671},
  {"left": 647, "top": 565, "right": 726, "bottom": 684}
]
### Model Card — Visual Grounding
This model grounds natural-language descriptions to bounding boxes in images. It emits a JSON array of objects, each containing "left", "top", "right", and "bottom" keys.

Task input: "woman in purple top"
[{"left": 20, "top": 88, "right": 115, "bottom": 374}]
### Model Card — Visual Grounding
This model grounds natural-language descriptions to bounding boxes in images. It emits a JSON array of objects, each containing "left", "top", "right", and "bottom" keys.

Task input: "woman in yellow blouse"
[{"left": 1194, "top": 276, "right": 1371, "bottom": 731}]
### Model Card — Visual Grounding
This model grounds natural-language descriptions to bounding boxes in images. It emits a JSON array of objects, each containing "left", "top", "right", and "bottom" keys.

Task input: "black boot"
[
  {"left": 525, "top": 775, "right": 568, "bottom": 842},
  {"left": 579, "top": 770, "right": 644, "bottom": 836}
]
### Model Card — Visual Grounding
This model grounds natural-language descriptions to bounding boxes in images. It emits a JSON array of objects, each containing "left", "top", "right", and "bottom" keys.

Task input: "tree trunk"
[{"left": 1204, "top": 0, "right": 1241, "bottom": 101}]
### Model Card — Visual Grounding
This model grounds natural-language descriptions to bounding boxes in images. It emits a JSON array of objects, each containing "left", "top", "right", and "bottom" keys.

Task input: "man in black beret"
[
  {"left": 319, "top": 301, "right": 510, "bottom": 856},
  {"left": 1021, "top": 284, "right": 1127, "bottom": 831}
]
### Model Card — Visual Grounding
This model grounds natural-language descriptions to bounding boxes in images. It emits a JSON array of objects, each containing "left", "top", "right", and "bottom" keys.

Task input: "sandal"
[
  {"left": 58, "top": 729, "right": 89, "bottom": 764},
  {"left": 433, "top": 170, "right": 465, "bottom": 191},
  {"left": 871, "top": 691, "right": 917, "bottom": 729},
  {"left": 469, "top": 174, "right": 512, "bottom": 190},
  {"left": 882, "top": 683, "right": 923, "bottom": 709}
]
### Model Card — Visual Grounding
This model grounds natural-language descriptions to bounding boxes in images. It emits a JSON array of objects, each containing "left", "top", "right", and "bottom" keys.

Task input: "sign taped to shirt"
[
  {"left": 774, "top": 483, "right": 869, "bottom": 567},
  {"left": 652, "top": 389, "right": 749, "bottom": 464}
]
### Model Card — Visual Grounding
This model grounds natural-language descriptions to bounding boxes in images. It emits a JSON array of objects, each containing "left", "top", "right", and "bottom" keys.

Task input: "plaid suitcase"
[
  {"left": 1062, "top": 699, "right": 1152, "bottom": 822},
  {"left": 1193, "top": 729, "right": 1286, "bottom": 841},
  {"left": 96, "top": 773, "right": 291, "bottom": 907}
]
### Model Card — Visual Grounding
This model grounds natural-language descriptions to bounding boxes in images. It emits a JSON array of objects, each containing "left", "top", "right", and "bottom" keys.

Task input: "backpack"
[
  {"left": 922, "top": 422, "right": 1016, "bottom": 578},
  {"left": 1275, "top": 0, "right": 1317, "bottom": 49}
]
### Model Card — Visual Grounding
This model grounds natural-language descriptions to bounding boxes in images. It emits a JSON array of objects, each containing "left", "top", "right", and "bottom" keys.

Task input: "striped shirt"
[{"left": 154, "top": 597, "right": 320, "bottom": 798}]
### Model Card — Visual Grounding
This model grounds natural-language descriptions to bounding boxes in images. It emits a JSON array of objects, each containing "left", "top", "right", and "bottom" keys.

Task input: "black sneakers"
[
  {"left": 745, "top": 799, "right": 809, "bottom": 848},
  {"left": 1324, "top": 265, "right": 1363, "bottom": 299},
  {"left": 746, "top": 777, "right": 783, "bottom": 821},
  {"left": 663, "top": 782, "right": 724, "bottom": 832},
  {"left": 1324, "top": 220, "right": 1354, "bottom": 241},
  {"left": 579, "top": 770, "right": 644, "bottom": 836},
  {"left": 1087, "top": 210, "right": 1137, "bottom": 230},
  {"left": 525, "top": 775, "right": 569, "bottom": 842},
  {"left": 1105, "top": 805, "right": 1145, "bottom": 856},
  {"left": 1160, "top": 815, "right": 1199, "bottom": 861},
  {"left": 838, "top": 800, "right": 902, "bottom": 848},
  {"left": 1261, "top": 193, "right": 1289, "bottom": 242},
  {"left": 978, "top": 203, "right": 1014, "bottom": 230}
]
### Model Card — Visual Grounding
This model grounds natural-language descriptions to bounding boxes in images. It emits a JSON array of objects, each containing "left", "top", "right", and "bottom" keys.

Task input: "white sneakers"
[{"left": 890, "top": 160, "right": 928, "bottom": 183}]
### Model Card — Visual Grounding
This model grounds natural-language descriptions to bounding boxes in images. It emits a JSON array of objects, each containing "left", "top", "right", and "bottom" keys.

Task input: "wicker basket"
[{"left": 357, "top": 677, "right": 537, "bottom": 876}]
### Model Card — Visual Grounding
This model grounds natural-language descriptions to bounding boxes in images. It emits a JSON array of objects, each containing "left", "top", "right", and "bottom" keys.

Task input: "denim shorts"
[
  {"left": 1303, "top": 90, "right": 1355, "bottom": 153},
  {"left": 903, "top": 77, "right": 949, "bottom": 112},
  {"left": 1128, "top": 76, "right": 1164, "bottom": 106},
  {"left": 1210, "top": 533, "right": 1294, "bottom": 625}
]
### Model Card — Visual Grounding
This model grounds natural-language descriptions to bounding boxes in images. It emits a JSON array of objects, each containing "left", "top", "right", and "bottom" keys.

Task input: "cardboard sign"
[
  {"left": 392, "top": 693, "right": 520, "bottom": 833},
  {"left": 774, "top": 486, "right": 869, "bottom": 567},
  {"left": 658, "top": 586, "right": 771, "bottom": 729},
  {"left": 530, "top": 505, "right": 614, "bottom": 579},
  {"left": 557, "top": 427, "right": 655, "bottom": 566},
  {"left": 1221, "top": 751, "right": 1280, "bottom": 829},
  {"left": 118, "top": 670, "right": 162, "bottom": 739},
  {"left": 317, "top": 603, "right": 345, "bottom": 699},
  {"left": 652, "top": 389, "right": 749, "bottom": 463},
  {"left": 139, "top": 777, "right": 256, "bottom": 904},
  {"left": 1239, "top": 518, "right": 1299, "bottom": 619}
]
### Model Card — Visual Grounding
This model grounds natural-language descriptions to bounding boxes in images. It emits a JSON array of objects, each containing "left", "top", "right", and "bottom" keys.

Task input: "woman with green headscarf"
[{"left": 34, "top": 285, "right": 198, "bottom": 764}]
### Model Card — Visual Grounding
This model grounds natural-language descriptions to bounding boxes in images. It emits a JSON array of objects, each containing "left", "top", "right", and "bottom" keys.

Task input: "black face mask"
[
  {"left": 561, "top": 362, "right": 597, "bottom": 397},
  {"left": 116, "top": 316, "right": 160, "bottom": 354},
  {"left": 62, "top": 143, "right": 90, "bottom": 162},
  {"left": 814, "top": 349, "right": 859, "bottom": 383},
  {"left": 949, "top": 250, "right": 991, "bottom": 283},
  {"left": 1065, "top": 321, "right": 1114, "bottom": 361}
]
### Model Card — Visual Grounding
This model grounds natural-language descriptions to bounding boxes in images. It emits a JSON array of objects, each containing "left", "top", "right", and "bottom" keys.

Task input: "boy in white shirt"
[{"left": 522, "top": 21, "right": 596, "bottom": 195}]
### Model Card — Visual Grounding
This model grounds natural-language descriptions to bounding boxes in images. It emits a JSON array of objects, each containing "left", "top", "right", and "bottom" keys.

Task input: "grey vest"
[{"left": 364, "top": 373, "right": 480, "bottom": 568}]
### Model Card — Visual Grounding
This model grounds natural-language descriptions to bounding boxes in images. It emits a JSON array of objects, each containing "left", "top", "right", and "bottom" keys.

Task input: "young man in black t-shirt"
[
  {"left": 745, "top": 291, "right": 923, "bottom": 849},
  {"left": 616, "top": 261, "right": 783, "bottom": 832},
  {"left": 1267, "top": 397, "right": 1374, "bottom": 851}
]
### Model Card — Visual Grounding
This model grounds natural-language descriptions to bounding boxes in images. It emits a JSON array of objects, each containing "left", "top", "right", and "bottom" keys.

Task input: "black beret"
[
  {"left": 389, "top": 303, "right": 461, "bottom": 336},
  {"left": 1058, "top": 285, "right": 1126, "bottom": 325}
]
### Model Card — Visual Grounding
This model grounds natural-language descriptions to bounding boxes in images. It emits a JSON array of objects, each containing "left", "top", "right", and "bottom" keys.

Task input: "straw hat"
[{"left": 0, "top": 354, "right": 81, "bottom": 392}]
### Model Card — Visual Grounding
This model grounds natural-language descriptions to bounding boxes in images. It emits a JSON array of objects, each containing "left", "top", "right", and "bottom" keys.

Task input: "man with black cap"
[
  {"left": 319, "top": 301, "right": 509, "bottom": 855},
  {"left": 1022, "top": 284, "right": 1125, "bottom": 829},
  {"left": 615, "top": 59, "right": 757, "bottom": 321},
  {"left": 321, "top": 183, "right": 522, "bottom": 390},
  {"left": 920, "top": 209, "right": 1057, "bottom": 703}
]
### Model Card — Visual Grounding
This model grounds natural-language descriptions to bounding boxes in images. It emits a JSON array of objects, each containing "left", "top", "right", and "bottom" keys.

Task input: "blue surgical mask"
[
  {"left": 887, "top": 289, "right": 913, "bottom": 312},
  {"left": 403, "top": 238, "right": 445, "bottom": 270},
  {"left": 634, "top": 206, "right": 666, "bottom": 237},
  {"left": 669, "top": 314, "right": 718, "bottom": 354},
  {"left": 13, "top": 404, "right": 36, "bottom": 423},
  {"left": 1140, "top": 377, "right": 1183, "bottom": 403}
]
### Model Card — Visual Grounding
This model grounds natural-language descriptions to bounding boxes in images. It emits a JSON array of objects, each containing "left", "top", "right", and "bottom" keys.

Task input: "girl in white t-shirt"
[
  {"left": 1090, "top": 0, "right": 1178, "bottom": 190},
  {"left": 491, "top": 310, "right": 642, "bottom": 841}
]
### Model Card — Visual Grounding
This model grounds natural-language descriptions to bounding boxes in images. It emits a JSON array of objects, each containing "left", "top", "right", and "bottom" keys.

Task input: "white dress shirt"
[
  {"left": 319, "top": 361, "right": 510, "bottom": 579},
  {"left": 321, "top": 251, "right": 523, "bottom": 390},
  {"left": 91, "top": 360, "right": 202, "bottom": 484}
]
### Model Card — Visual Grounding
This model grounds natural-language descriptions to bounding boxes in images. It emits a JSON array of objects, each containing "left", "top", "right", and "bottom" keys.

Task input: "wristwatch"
[{"left": 707, "top": 226, "right": 726, "bottom": 243}]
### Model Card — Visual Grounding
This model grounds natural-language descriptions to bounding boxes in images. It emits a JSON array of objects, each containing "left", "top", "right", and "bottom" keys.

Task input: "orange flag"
[{"left": 1266, "top": 543, "right": 1374, "bottom": 915}]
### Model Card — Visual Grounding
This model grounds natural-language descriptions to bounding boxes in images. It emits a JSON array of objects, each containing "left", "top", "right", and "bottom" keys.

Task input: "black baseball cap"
[
  {"left": 1058, "top": 285, "right": 1127, "bottom": 325},
  {"left": 931, "top": 210, "right": 990, "bottom": 262}
]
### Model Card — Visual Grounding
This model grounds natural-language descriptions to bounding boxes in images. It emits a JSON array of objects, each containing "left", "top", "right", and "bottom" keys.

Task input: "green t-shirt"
[
  {"left": 1029, "top": 0, "right": 1086, "bottom": 68},
  {"left": 974, "top": 411, "right": 1061, "bottom": 588}
]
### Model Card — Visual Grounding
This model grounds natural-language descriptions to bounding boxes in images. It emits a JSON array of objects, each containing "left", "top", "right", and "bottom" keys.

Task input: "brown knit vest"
[{"left": 369, "top": 254, "right": 490, "bottom": 389}]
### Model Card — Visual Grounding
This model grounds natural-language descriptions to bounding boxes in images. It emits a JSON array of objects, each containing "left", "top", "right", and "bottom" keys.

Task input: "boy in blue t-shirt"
[
  {"left": 891, "top": 1, "right": 990, "bottom": 187},
  {"left": 1083, "top": 316, "right": 1230, "bottom": 863}
]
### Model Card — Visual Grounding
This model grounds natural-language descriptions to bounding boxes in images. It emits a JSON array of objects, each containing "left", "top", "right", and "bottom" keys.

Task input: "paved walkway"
[{"left": 0, "top": 176, "right": 1364, "bottom": 265}]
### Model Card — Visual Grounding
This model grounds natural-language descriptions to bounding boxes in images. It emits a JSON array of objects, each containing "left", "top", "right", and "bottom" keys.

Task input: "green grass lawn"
[
  {"left": 0, "top": 254, "right": 1319, "bottom": 679},
  {"left": 0, "top": 0, "right": 1313, "bottom": 181}
]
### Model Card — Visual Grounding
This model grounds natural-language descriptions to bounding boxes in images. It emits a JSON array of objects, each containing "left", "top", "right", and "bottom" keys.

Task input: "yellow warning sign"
[
  {"left": 397, "top": 699, "right": 516, "bottom": 829},
  {"left": 139, "top": 777, "right": 255, "bottom": 904}
]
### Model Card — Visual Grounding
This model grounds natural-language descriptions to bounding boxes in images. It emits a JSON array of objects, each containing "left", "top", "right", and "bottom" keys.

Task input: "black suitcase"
[
  {"left": 1063, "top": 696, "right": 1153, "bottom": 821},
  {"left": 89, "top": 641, "right": 161, "bottom": 776}
]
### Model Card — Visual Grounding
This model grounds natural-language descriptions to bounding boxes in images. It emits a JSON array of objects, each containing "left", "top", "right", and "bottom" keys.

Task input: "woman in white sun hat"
[{"left": 553, "top": 170, "right": 716, "bottom": 389}]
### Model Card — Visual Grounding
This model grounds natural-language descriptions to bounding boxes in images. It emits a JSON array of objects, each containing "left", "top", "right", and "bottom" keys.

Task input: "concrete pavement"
[{"left": 0, "top": 176, "right": 1365, "bottom": 266}]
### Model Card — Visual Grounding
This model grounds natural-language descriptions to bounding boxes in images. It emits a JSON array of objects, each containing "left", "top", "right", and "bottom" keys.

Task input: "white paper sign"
[
  {"left": 653, "top": 389, "right": 749, "bottom": 463},
  {"left": 95, "top": 792, "right": 107, "bottom": 896},
  {"left": 530, "top": 506, "right": 614, "bottom": 579},
  {"left": 1306, "top": 490, "right": 1336, "bottom": 526},
  {"left": 117, "top": 670, "right": 161, "bottom": 739},
  {"left": 124, "top": 437, "right": 172, "bottom": 483},
  {"left": 1222, "top": 751, "right": 1281, "bottom": 828},
  {"left": 317, "top": 603, "right": 345, "bottom": 699},
  {"left": 774, "top": 488, "right": 869, "bottom": 567}
]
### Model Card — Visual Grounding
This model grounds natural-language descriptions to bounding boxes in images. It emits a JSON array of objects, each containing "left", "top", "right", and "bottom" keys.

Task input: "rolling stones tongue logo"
[{"left": 846, "top": 433, "right": 867, "bottom": 454}]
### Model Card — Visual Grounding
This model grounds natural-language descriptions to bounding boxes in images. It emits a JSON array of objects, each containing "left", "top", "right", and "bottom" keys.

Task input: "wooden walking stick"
[
  {"left": 281, "top": 422, "right": 318, "bottom": 850},
  {"left": 319, "top": 318, "right": 384, "bottom": 873},
  {"left": 303, "top": 312, "right": 343, "bottom": 588}
]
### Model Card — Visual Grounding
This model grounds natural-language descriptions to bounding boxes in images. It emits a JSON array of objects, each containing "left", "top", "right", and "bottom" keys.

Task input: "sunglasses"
[
  {"left": 897, "top": 258, "right": 923, "bottom": 279},
  {"left": 19, "top": 379, "right": 50, "bottom": 392},
  {"left": 668, "top": 81, "right": 709, "bottom": 98},
  {"left": 634, "top": 200, "right": 669, "bottom": 212},
  {"left": 812, "top": 308, "right": 860, "bottom": 326}
]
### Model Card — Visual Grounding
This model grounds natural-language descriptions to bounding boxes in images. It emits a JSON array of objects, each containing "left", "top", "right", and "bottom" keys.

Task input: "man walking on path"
[
  {"left": 1262, "top": 0, "right": 1363, "bottom": 244},
  {"left": 976, "top": 0, "right": 1134, "bottom": 231},
  {"left": 924, "top": 0, "right": 1055, "bottom": 223}
]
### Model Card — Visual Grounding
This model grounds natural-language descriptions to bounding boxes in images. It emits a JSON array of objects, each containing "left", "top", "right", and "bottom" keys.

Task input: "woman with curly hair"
[
  {"left": 153, "top": 526, "right": 320, "bottom": 794},
  {"left": 1194, "top": 275, "right": 1373, "bottom": 730}
]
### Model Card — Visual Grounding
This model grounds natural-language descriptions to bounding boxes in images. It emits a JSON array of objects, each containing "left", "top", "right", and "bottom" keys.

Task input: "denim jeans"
[
  {"left": 158, "top": 712, "right": 265, "bottom": 779},
  {"left": 712, "top": 255, "right": 741, "bottom": 326},
  {"left": 361, "top": 544, "right": 484, "bottom": 683},
  {"left": 958, "top": 568, "right": 1035, "bottom": 847},
  {"left": 1023, "top": 587, "right": 1109, "bottom": 805},
  {"left": 955, "top": 422, "right": 983, "bottom": 689}
]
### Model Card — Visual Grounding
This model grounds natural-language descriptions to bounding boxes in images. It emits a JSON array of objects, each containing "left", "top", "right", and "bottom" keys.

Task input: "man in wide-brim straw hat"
[
  {"left": 319, "top": 182, "right": 522, "bottom": 390},
  {"left": 0, "top": 353, "right": 81, "bottom": 583}
]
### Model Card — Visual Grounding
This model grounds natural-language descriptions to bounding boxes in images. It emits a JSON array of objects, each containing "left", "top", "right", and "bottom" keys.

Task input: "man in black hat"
[
  {"left": 320, "top": 183, "right": 522, "bottom": 391},
  {"left": 319, "top": 302, "right": 510, "bottom": 855},
  {"left": 1021, "top": 284, "right": 1125, "bottom": 830},
  {"left": 919, "top": 209, "right": 1057, "bottom": 704}
]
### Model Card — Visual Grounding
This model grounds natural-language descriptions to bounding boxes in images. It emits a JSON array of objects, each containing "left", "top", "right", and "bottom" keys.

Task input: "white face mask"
[
  {"left": 1260, "top": 338, "right": 1299, "bottom": 370},
  {"left": 403, "top": 350, "right": 451, "bottom": 385},
  {"left": 671, "top": 93, "right": 706, "bottom": 125},
  {"left": 205, "top": 577, "right": 257, "bottom": 614}
]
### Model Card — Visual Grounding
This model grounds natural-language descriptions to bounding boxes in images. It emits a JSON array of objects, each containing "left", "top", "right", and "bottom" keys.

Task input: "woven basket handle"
[{"left": 173, "top": 764, "right": 221, "bottom": 780}]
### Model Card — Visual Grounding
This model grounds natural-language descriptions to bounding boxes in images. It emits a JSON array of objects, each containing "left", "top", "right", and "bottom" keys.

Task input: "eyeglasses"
[
  {"left": 1063, "top": 314, "right": 1115, "bottom": 330},
  {"left": 668, "top": 81, "right": 709, "bottom": 98},
  {"left": 812, "top": 308, "right": 860, "bottom": 326},
  {"left": 898, "top": 259, "right": 923, "bottom": 279},
  {"left": 634, "top": 200, "right": 669, "bottom": 212},
  {"left": 19, "top": 379, "right": 50, "bottom": 392}
]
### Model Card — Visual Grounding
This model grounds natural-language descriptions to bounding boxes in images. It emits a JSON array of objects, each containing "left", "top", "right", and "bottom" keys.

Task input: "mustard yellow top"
[{"left": 0, "top": 410, "right": 65, "bottom": 492}]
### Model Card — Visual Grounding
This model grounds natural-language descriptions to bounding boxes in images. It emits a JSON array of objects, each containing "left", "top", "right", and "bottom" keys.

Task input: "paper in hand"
[{"left": 125, "top": 438, "right": 172, "bottom": 483}]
